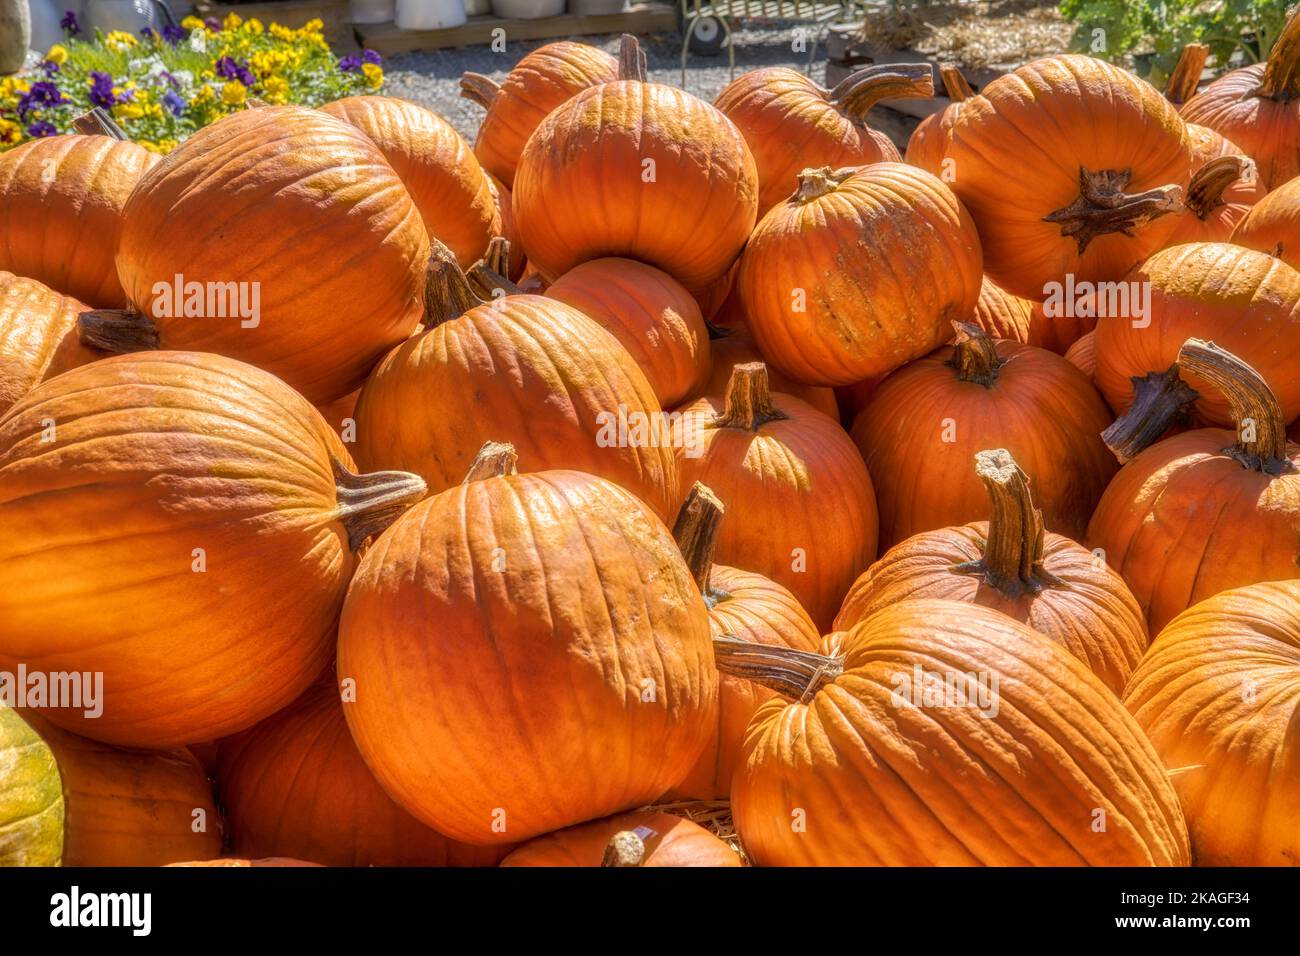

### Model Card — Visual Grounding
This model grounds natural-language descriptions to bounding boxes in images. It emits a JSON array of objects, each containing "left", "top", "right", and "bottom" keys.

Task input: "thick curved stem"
[
  {"left": 1043, "top": 168, "right": 1184, "bottom": 254},
  {"left": 333, "top": 458, "right": 427, "bottom": 550},
  {"left": 795, "top": 165, "right": 854, "bottom": 203},
  {"left": 938, "top": 63, "right": 974, "bottom": 102},
  {"left": 830, "top": 63, "right": 935, "bottom": 119},
  {"left": 617, "top": 34, "right": 646, "bottom": 82},
  {"left": 459, "top": 72, "right": 500, "bottom": 111},
  {"left": 468, "top": 238, "right": 524, "bottom": 299},
  {"left": 1101, "top": 365, "right": 1200, "bottom": 463},
  {"left": 1261, "top": 9, "right": 1300, "bottom": 101},
  {"left": 463, "top": 440, "right": 518, "bottom": 483},
  {"left": 712, "top": 635, "right": 843, "bottom": 703},
  {"left": 1164, "top": 43, "right": 1208, "bottom": 105},
  {"left": 1185, "top": 155, "right": 1253, "bottom": 219},
  {"left": 948, "top": 321, "right": 1003, "bottom": 386},
  {"left": 1177, "top": 338, "right": 1293, "bottom": 473},
  {"left": 672, "top": 482, "right": 724, "bottom": 594},
  {"left": 77, "top": 309, "right": 160, "bottom": 353},
  {"left": 72, "top": 107, "right": 129, "bottom": 140},
  {"left": 715, "top": 362, "right": 789, "bottom": 430},
  {"left": 601, "top": 831, "right": 646, "bottom": 867},
  {"left": 425, "top": 239, "right": 486, "bottom": 327}
]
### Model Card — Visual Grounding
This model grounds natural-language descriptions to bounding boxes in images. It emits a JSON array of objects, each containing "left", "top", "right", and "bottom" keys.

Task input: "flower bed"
[{"left": 0, "top": 13, "right": 384, "bottom": 153}]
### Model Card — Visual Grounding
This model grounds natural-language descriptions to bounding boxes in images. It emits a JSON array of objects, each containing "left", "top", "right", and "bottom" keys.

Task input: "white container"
[
  {"left": 463, "top": 0, "right": 490, "bottom": 14},
  {"left": 490, "top": 0, "right": 563, "bottom": 19},
  {"left": 351, "top": 0, "right": 396, "bottom": 23},
  {"left": 84, "top": 0, "right": 163, "bottom": 35},
  {"left": 0, "top": 0, "right": 32, "bottom": 75},
  {"left": 395, "top": 0, "right": 466, "bottom": 30},
  {"left": 28, "top": 0, "right": 71, "bottom": 57}
]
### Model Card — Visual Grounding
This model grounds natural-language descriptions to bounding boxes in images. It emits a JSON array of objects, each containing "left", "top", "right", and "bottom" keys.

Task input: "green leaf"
[{"left": 0, "top": 708, "right": 65, "bottom": 867}]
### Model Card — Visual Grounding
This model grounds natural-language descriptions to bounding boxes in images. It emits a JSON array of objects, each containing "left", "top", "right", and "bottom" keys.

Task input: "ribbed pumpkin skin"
[
  {"left": 0, "top": 352, "right": 356, "bottom": 747},
  {"left": 677, "top": 393, "right": 878, "bottom": 629},
  {"left": 545, "top": 258, "right": 711, "bottom": 407},
  {"left": 513, "top": 80, "right": 758, "bottom": 294},
  {"left": 500, "top": 810, "right": 740, "bottom": 867},
  {"left": 1233, "top": 173, "right": 1300, "bottom": 271},
  {"left": 1064, "top": 331, "right": 1096, "bottom": 377},
  {"left": 1124, "top": 581, "right": 1300, "bottom": 866},
  {"left": 703, "top": 331, "right": 839, "bottom": 420},
  {"left": 732, "top": 600, "right": 1191, "bottom": 866},
  {"left": 486, "top": 174, "right": 527, "bottom": 281},
  {"left": 470, "top": 41, "right": 618, "bottom": 188},
  {"left": 713, "top": 67, "right": 900, "bottom": 215},
  {"left": 905, "top": 95, "right": 969, "bottom": 178},
  {"left": 1086, "top": 430, "right": 1300, "bottom": 633},
  {"left": 739, "top": 163, "right": 983, "bottom": 386},
  {"left": 1182, "top": 65, "right": 1300, "bottom": 190},
  {"left": 1162, "top": 126, "right": 1264, "bottom": 247},
  {"left": 353, "top": 295, "right": 678, "bottom": 520},
  {"left": 0, "top": 135, "right": 159, "bottom": 308},
  {"left": 1026, "top": 298, "right": 1096, "bottom": 355},
  {"left": 1093, "top": 243, "right": 1300, "bottom": 426},
  {"left": 116, "top": 106, "right": 429, "bottom": 404},
  {"left": 835, "top": 525, "right": 1148, "bottom": 695},
  {"left": 0, "top": 272, "right": 99, "bottom": 416},
  {"left": 216, "top": 682, "right": 508, "bottom": 867},
  {"left": 321, "top": 96, "right": 500, "bottom": 269},
  {"left": 850, "top": 341, "right": 1117, "bottom": 550},
  {"left": 0, "top": 707, "right": 63, "bottom": 866},
  {"left": 26, "top": 713, "right": 222, "bottom": 866},
  {"left": 947, "top": 56, "right": 1191, "bottom": 299},
  {"left": 673, "top": 565, "right": 821, "bottom": 800},
  {"left": 971, "top": 275, "right": 1033, "bottom": 342},
  {"left": 337, "top": 470, "right": 716, "bottom": 845}
]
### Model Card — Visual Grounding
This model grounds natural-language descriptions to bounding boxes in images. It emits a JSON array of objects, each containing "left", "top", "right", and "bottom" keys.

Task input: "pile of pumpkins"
[{"left": 1, "top": 18, "right": 1299, "bottom": 867}]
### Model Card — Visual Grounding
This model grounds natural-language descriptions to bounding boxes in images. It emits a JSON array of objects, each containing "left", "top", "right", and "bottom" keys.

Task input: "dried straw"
[{"left": 858, "top": 0, "right": 1073, "bottom": 71}]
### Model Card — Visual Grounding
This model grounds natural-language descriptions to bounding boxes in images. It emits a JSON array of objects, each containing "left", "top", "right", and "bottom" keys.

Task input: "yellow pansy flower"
[
  {"left": 45, "top": 44, "right": 68, "bottom": 64},
  {"left": 223, "top": 12, "right": 243, "bottom": 30},
  {"left": 261, "top": 75, "right": 289, "bottom": 104},
  {"left": 362, "top": 63, "right": 383, "bottom": 90},
  {"left": 105, "top": 30, "right": 139, "bottom": 51},
  {"left": 222, "top": 80, "right": 247, "bottom": 107},
  {"left": 244, "top": 18, "right": 264, "bottom": 34},
  {"left": 0, "top": 119, "right": 21, "bottom": 145},
  {"left": 270, "top": 23, "right": 294, "bottom": 41},
  {"left": 114, "top": 102, "right": 145, "bottom": 120},
  {"left": 181, "top": 15, "right": 205, "bottom": 30}
]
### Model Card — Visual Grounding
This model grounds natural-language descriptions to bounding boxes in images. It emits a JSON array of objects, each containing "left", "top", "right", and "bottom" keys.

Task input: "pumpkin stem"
[
  {"left": 712, "top": 635, "right": 843, "bottom": 703},
  {"left": 1260, "top": 9, "right": 1300, "bottom": 101},
  {"left": 459, "top": 72, "right": 501, "bottom": 111},
  {"left": 1164, "top": 43, "right": 1208, "bottom": 105},
  {"left": 672, "top": 482, "right": 724, "bottom": 597},
  {"left": 76, "top": 309, "right": 160, "bottom": 353},
  {"left": 617, "top": 34, "right": 647, "bottom": 83},
  {"left": 1185, "top": 155, "right": 1254, "bottom": 219},
  {"left": 1177, "top": 338, "right": 1294, "bottom": 473},
  {"left": 424, "top": 239, "right": 486, "bottom": 327},
  {"left": 601, "top": 831, "right": 646, "bottom": 867},
  {"left": 829, "top": 63, "right": 935, "bottom": 119},
  {"left": 938, "top": 63, "right": 975, "bottom": 102},
  {"left": 467, "top": 238, "right": 524, "bottom": 300},
  {"left": 795, "top": 165, "right": 854, "bottom": 203},
  {"left": 71, "top": 107, "right": 130, "bottom": 140},
  {"left": 463, "top": 441, "right": 519, "bottom": 482},
  {"left": 715, "top": 362, "right": 789, "bottom": 430},
  {"left": 1101, "top": 365, "right": 1200, "bottom": 463},
  {"left": 332, "top": 458, "right": 427, "bottom": 551},
  {"left": 1042, "top": 167, "right": 1184, "bottom": 254},
  {"left": 948, "top": 321, "right": 1004, "bottom": 386},
  {"left": 952, "top": 449, "right": 1064, "bottom": 595}
]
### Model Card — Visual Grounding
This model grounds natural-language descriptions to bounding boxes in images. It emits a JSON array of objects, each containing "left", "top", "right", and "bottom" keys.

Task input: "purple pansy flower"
[
  {"left": 162, "top": 89, "right": 185, "bottom": 117},
  {"left": 215, "top": 55, "right": 256, "bottom": 87},
  {"left": 204, "top": 17, "right": 220, "bottom": 31},
  {"left": 140, "top": 26, "right": 157, "bottom": 41},
  {"left": 88, "top": 71, "right": 116, "bottom": 109},
  {"left": 18, "top": 81, "right": 65, "bottom": 118},
  {"left": 42, "top": 59, "right": 61, "bottom": 77},
  {"left": 362, "top": 49, "right": 382, "bottom": 66},
  {"left": 337, "top": 55, "right": 362, "bottom": 73},
  {"left": 60, "top": 10, "right": 80, "bottom": 35},
  {"left": 162, "top": 24, "right": 187, "bottom": 44},
  {"left": 26, "top": 120, "right": 58, "bottom": 138}
]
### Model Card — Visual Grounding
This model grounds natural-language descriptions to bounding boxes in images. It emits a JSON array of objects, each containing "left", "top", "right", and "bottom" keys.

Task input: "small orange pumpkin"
[
  {"left": 500, "top": 810, "right": 741, "bottom": 867},
  {"left": 1064, "top": 331, "right": 1096, "bottom": 378},
  {"left": 904, "top": 64, "right": 975, "bottom": 177},
  {"left": 0, "top": 271, "right": 100, "bottom": 416},
  {"left": 703, "top": 330, "right": 839, "bottom": 421},
  {"left": 1232, "top": 171, "right": 1300, "bottom": 270}
]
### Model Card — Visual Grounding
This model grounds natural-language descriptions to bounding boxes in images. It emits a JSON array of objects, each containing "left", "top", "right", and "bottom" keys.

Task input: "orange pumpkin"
[
  {"left": 0, "top": 133, "right": 159, "bottom": 307},
  {"left": 352, "top": 249, "right": 678, "bottom": 520},
  {"left": 0, "top": 272, "right": 100, "bottom": 416},
  {"left": 337, "top": 442, "right": 716, "bottom": 845},
  {"left": 836, "top": 449, "right": 1147, "bottom": 694},
  {"left": 321, "top": 95, "right": 500, "bottom": 269},
  {"left": 544, "top": 258, "right": 710, "bottom": 407},
  {"left": 1232, "top": 171, "right": 1300, "bottom": 270},
  {"left": 851, "top": 324, "right": 1116, "bottom": 550},
  {"left": 738, "top": 162, "right": 982, "bottom": 386},
  {"left": 1181, "top": 9, "right": 1300, "bottom": 190},
  {"left": 216, "top": 681, "right": 508, "bottom": 867},
  {"left": 1064, "top": 331, "right": 1096, "bottom": 378},
  {"left": 1162, "top": 146, "right": 1263, "bottom": 247},
  {"left": 677, "top": 362, "right": 878, "bottom": 629},
  {"left": 703, "top": 330, "right": 839, "bottom": 421},
  {"left": 904, "top": 64, "right": 974, "bottom": 178},
  {"left": 0, "top": 351, "right": 425, "bottom": 747},
  {"left": 1124, "top": 580, "right": 1300, "bottom": 866},
  {"left": 947, "top": 55, "right": 1191, "bottom": 299},
  {"left": 96, "top": 105, "right": 429, "bottom": 404},
  {"left": 513, "top": 36, "right": 757, "bottom": 294},
  {"left": 727, "top": 600, "right": 1190, "bottom": 865},
  {"left": 1087, "top": 339, "right": 1300, "bottom": 632},
  {"left": 460, "top": 40, "right": 619, "bottom": 189},
  {"left": 500, "top": 810, "right": 740, "bottom": 867},
  {"left": 314, "top": 388, "right": 360, "bottom": 442},
  {"left": 668, "top": 483, "right": 820, "bottom": 800},
  {"left": 714, "top": 63, "right": 933, "bottom": 215},
  {"left": 970, "top": 274, "right": 1033, "bottom": 342}
]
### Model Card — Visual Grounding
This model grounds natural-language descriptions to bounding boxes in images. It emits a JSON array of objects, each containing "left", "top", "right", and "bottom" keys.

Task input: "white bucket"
[
  {"left": 395, "top": 0, "right": 467, "bottom": 30},
  {"left": 351, "top": 0, "right": 397, "bottom": 24}
]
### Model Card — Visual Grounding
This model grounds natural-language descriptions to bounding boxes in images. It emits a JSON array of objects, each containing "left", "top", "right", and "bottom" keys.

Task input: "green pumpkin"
[{"left": 0, "top": 707, "right": 65, "bottom": 866}]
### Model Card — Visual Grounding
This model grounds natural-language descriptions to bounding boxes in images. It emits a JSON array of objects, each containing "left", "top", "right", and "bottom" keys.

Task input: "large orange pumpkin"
[
  {"left": 727, "top": 599, "right": 1190, "bottom": 866},
  {"left": 904, "top": 64, "right": 974, "bottom": 178},
  {"left": 352, "top": 249, "right": 678, "bottom": 520},
  {"left": 320, "top": 95, "right": 499, "bottom": 269},
  {"left": 216, "top": 681, "right": 508, "bottom": 867},
  {"left": 1087, "top": 339, "right": 1300, "bottom": 632},
  {"left": 947, "top": 55, "right": 1191, "bottom": 299},
  {"left": 668, "top": 483, "right": 820, "bottom": 800},
  {"left": 0, "top": 351, "right": 426, "bottom": 747},
  {"left": 1124, "top": 580, "right": 1300, "bottom": 866},
  {"left": 850, "top": 323, "right": 1116, "bottom": 550},
  {"left": 1181, "top": 9, "right": 1300, "bottom": 190},
  {"left": 1232, "top": 171, "right": 1300, "bottom": 270},
  {"left": 500, "top": 810, "right": 740, "bottom": 867},
  {"left": 0, "top": 133, "right": 159, "bottom": 308},
  {"left": 738, "top": 162, "right": 982, "bottom": 386},
  {"left": 460, "top": 40, "right": 619, "bottom": 189},
  {"left": 91, "top": 105, "right": 429, "bottom": 404},
  {"left": 513, "top": 36, "right": 757, "bottom": 294},
  {"left": 836, "top": 449, "right": 1147, "bottom": 695},
  {"left": 0, "top": 272, "right": 100, "bottom": 416},
  {"left": 544, "top": 257, "right": 710, "bottom": 408},
  {"left": 714, "top": 63, "right": 933, "bottom": 215},
  {"left": 337, "top": 442, "right": 716, "bottom": 845},
  {"left": 676, "top": 362, "right": 878, "bottom": 628},
  {"left": 703, "top": 330, "right": 838, "bottom": 420}
]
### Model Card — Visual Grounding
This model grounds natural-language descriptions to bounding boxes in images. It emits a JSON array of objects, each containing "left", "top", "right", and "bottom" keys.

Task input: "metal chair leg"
[{"left": 681, "top": 13, "right": 698, "bottom": 88}]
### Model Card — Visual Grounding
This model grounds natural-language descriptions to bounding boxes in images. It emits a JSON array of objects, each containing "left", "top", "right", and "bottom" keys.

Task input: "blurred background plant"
[{"left": 1, "top": 11, "right": 383, "bottom": 151}]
